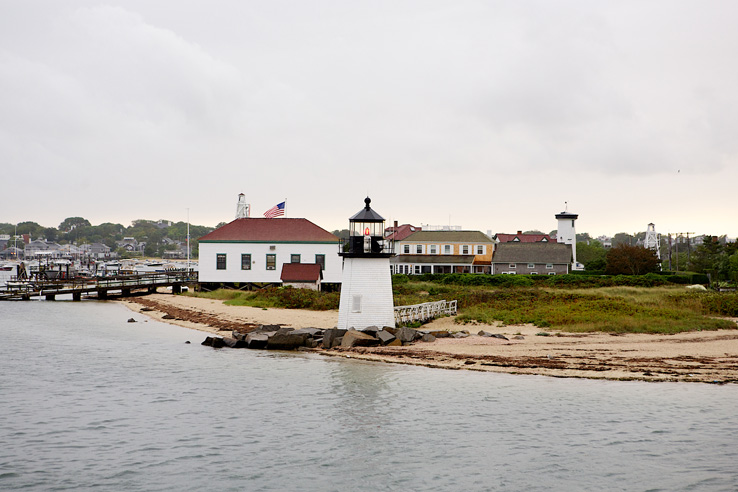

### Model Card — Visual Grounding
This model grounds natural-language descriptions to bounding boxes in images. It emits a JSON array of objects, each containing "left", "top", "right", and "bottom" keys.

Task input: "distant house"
[
  {"left": 391, "top": 230, "right": 495, "bottom": 274},
  {"left": 280, "top": 263, "right": 323, "bottom": 290},
  {"left": 89, "top": 243, "right": 112, "bottom": 258},
  {"left": 25, "top": 240, "right": 61, "bottom": 258},
  {"left": 491, "top": 243, "right": 572, "bottom": 275},
  {"left": 117, "top": 237, "right": 140, "bottom": 252},
  {"left": 0, "top": 246, "right": 23, "bottom": 260},
  {"left": 384, "top": 222, "right": 421, "bottom": 242},
  {"left": 198, "top": 218, "right": 341, "bottom": 287}
]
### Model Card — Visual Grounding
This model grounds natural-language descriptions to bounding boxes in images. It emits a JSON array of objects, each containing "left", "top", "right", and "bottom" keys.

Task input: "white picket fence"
[{"left": 394, "top": 299, "right": 457, "bottom": 325}]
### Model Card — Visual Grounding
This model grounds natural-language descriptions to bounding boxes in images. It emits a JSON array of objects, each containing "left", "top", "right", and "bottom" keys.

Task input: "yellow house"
[{"left": 391, "top": 230, "right": 494, "bottom": 274}]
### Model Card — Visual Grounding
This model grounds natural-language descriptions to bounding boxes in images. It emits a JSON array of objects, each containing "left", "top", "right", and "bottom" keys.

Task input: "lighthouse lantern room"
[{"left": 337, "top": 197, "right": 395, "bottom": 331}]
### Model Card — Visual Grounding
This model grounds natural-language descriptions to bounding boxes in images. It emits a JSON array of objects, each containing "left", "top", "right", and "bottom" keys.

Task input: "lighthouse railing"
[{"left": 394, "top": 299, "right": 457, "bottom": 325}]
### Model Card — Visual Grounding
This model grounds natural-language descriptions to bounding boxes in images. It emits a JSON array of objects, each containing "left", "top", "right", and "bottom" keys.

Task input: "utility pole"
[
  {"left": 672, "top": 232, "right": 695, "bottom": 272},
  {"left": 186, "top": 208, "right": 191, "bottom": 272}
]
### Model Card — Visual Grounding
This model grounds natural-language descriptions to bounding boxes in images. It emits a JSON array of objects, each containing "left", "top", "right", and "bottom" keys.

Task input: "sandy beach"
[{"left": 120, "top": 293, "right": 738, "bottom": 384}]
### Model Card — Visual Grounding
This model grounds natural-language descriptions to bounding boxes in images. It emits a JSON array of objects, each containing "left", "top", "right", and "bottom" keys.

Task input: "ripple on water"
[{"left": 1, "top": 302, "right": 737, "bottom": 491}]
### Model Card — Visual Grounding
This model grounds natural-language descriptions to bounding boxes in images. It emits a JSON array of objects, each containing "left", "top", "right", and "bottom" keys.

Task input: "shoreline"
[{"left": 119, "top": 293, "right": 738, "bottom": 384}]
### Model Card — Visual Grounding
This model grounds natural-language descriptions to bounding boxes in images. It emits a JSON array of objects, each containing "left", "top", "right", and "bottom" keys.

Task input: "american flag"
[{"left": 263, "top": 201, "right": 285, "bottom": 218}]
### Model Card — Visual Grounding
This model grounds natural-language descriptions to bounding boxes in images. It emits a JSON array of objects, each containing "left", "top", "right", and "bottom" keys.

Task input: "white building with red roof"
[{"left": 198, "top": 218, "right": 340, "bottom": 288}]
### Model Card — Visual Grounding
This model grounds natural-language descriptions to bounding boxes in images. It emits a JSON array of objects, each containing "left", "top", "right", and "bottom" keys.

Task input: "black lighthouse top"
[{"left": 340, "top": 197, "right": 394, "bottom": 257}]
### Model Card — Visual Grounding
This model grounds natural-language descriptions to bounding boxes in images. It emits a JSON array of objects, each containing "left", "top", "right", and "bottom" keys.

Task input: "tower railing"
[{"left": 338, "top": 238, "right": 395, "bottom": 255}]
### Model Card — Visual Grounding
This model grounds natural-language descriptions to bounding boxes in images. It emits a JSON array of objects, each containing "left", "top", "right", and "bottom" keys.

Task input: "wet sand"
[{"left": 119, "top": 293, "right": 738, "bottom": 384}]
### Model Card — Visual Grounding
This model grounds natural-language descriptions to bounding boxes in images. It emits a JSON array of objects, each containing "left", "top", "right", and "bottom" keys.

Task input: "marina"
[{"left": 0, "top": 270, "right": 197, "bottom": 301}]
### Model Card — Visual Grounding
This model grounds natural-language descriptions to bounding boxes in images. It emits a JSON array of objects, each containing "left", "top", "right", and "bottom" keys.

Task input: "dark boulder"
[
  {"left": 267, "top": 329, "right": 309, "bottom": 350},
  {"left": 127, "top": 318, "right": 136, "bottom": 323},
  {"left": 201, "top": 336, "right": 225, "bottom": 348},
  {"left": 341, "top": 329, "right": 380, "bottom": 348},
  {"left": 376, "top": 330, "right": 397, "bottom": 346},
  {"left": 222, "top": 337, "right": 245, "bottom": 348},
  {"left": 478, "top": 331, "right": 509, "bottom": 340},
  {"left": 245, "top": 333, "right": 269, "bottom": 349},
  {"left": 322, "top": 329, "right": 347, "bottom": 349},
  {"left": 363, "top": 326, "right": 380, "bottom": 337},
  {"left": 292, "top": 327, "right": 323, "bottom": 337},
  {"left": 396, "top": 327, "right": 419, "bottom": 344}
]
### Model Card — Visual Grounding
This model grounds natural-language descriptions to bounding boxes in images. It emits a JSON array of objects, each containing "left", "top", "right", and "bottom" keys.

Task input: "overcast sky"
[{"left": 2, "top": 1, "right": 737, "bottom": 238}]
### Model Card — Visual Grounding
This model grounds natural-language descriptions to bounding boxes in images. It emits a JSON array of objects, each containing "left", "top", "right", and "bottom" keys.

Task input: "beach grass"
[
  {"left": 184, "top": 287, "right": 340, "bottom": 310},
  {"left": 184, "top": 282, "right": 738, "bottom": 334}
]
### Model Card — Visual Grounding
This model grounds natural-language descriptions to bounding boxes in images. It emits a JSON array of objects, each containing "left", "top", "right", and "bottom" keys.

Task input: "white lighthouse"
[
  {"left": 555, "top": 204, "right": 579, "bottom": 270},
  {"left": 235, "top": 193, "right": 250, "bottom": 219},
  {"left": 644, "top": 223, "right": 661, "bottom": 260},
  {"left": 337, "top": 197, "right": 395, "bottom": 331}
]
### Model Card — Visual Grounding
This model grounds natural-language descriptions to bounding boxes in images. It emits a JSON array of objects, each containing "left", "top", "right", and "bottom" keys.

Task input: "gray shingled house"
[{"left": 491, "top": 243, "right": 572, "bottom": 275}]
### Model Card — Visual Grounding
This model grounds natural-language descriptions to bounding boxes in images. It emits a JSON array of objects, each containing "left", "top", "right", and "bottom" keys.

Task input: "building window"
[
  {"left": 414, "top": 265, "right": 421, "bottom": 274},
  {"left": 462, "top": 245, "right": 469, "bottom": 255},
  {"left": 476, "top": 245, "right": 485, "bottom": 255},
  {"left": 416, "top": 245, "right": 423, "bottom": 254},
  {"left": 352, "top": 295, "right": 362, "bottom": 313},
  {"left": 315, "top": 254, "right": 325, "bottom": 270},
  {"left": 444, "top": 245, "right": 451, "bottom": 254},
  {"left": 509, "top": 264, "right": 516, "bottom": 269},
  {"left": 528, "top": 263, "right": 535, "bottom": 269},
  {"left": 546, "top": 263, "right": 553, "bottom": 269},
  {"left": 291, "top": 254, "right": 300, "bottom": 263},
  {"left": 429, "top": 245, "right": 437, "bottom": 254},
  {"left": 216, "top": 253, "right": 227, "bottom": 270},
  {"left": 266, "top": 254, "right": 276, "bottom": 270},
  {"left": 241, "top": 254, "right": 251, "bottom": 270},
  {"left": 403, "top": 244, "right": 410, "bottom": 254},
  {"left": 548, "top": 272, "right": 556, "bottom": 275}
]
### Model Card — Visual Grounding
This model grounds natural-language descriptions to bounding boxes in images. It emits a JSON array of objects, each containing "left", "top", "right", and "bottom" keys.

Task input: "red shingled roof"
[
  {"left": 199, "top": 218, "right": 338, "bottom": 243},
  {"left": 384, "top": 224, "right": 421, "bottom": 241},
  {"left": 280, "top": 263, "right": 322, "bottom": 282},
  {"left": 494, "top": 233, "right": 552, "bottom": 243}
]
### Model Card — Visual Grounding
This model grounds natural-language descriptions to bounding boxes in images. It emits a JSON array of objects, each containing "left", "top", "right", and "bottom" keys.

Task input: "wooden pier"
[
  {"left": 394, "top": 299, "right": 458, "bottom": 326},
  {"left": 0, "top": 272, "right": 198, "bottom": 301}
]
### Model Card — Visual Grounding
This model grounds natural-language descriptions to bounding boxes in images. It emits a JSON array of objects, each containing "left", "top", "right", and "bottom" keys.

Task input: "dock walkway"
[{"left": 0, "top": 272, "right": 197, "bottom": 301}]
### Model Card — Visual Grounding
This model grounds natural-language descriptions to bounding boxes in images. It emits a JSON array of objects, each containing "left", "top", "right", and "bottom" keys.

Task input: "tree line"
[{"left": 0, "top": 217, "right": 213, "bottom": 258}]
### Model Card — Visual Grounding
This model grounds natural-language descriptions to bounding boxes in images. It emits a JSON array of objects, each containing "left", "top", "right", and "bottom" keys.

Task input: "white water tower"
[
  {"left": 235, "top": 193, "right": 250, "bottom": 219},
  {"left": 555, "top": 204, "right": 578, "bottom": 269},
  {"left": 337, "top": 197, "right": 395, "bottom": 331}
]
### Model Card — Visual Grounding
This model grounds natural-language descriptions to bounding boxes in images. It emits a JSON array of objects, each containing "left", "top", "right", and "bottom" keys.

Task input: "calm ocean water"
[{"left": 1, "top": 300, "right": 737, "bottom": 491}]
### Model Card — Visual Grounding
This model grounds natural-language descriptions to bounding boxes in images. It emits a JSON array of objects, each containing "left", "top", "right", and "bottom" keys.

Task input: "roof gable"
[
  {"left": 199, "top": 218, "right": 338, "bottom": 243},
  {"left": 385, "top": 224, "right": 421, "bottom": 241},
  {"left": 280, "top": 263, "right": 322, "bottom": 282},
  {"left": 495, "top": 233, "right": 553, "bottom": 243}
]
